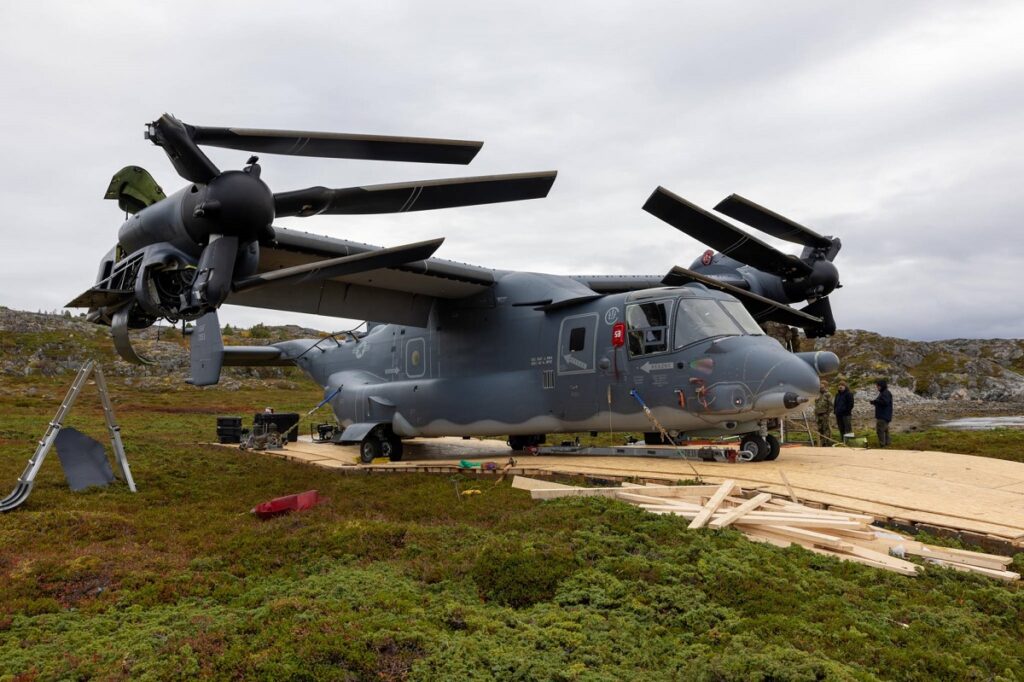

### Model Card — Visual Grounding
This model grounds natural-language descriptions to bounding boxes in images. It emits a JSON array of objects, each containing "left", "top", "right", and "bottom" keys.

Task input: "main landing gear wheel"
[
  {"left": 360, "top": 428, "right": 404, "bottom": 463},
  {"left": 508, "top": 434, "right": 545, "bottom": 452},
  {"left": 740, "top": 434, "right": 769, "bottom": 462},
  {"left": 384, "top": 435, "right": 404, "bottom": 462},
  {"left": 764, "top": 434, "right": 781, "bottom": 461}
]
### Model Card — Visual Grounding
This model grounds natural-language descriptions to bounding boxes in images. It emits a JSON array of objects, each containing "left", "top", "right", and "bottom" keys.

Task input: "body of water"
[{"left": 938, "top": 416, "right": 1024, "bottom": 430}]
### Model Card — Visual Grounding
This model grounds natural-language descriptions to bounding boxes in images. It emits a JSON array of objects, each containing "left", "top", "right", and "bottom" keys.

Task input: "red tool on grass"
[{"left": 251, "top": 489, "right": 321, "bottom": 519}]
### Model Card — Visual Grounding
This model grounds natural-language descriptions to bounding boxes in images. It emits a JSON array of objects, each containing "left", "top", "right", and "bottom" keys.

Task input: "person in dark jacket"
[
  {"left": 869, "top": 378, "right": 893, "bottom": 447},
  {"left": 834, "top": 380, "right": 854, "bottom": 438}
]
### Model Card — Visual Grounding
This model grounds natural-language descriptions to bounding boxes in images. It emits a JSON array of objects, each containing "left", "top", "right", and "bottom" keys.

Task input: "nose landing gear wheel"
[
  {"left": 740, "top": 434, "right": 770, "bottom": 462},
  {"left": 359, "top": 437, "right": 380, "bottom": 464},
  {"left": 764, "top": 434, "right": 781, "bottom": 461}
]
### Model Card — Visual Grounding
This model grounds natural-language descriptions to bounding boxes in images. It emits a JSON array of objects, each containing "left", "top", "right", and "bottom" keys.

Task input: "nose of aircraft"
[
  {"left": 753, "top": 347, "right": 825, "bottom": 411},
  {"left": 765, "top": 350, "right": 819, "bottom": 393},
  {"left": 696, "top": 337, "right": 839, "bottom": 416}
]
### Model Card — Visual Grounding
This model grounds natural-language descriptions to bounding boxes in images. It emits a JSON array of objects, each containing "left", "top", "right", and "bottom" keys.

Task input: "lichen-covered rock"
[{"left": 814, "top": 329, "right": 1024, "bottom": 402}]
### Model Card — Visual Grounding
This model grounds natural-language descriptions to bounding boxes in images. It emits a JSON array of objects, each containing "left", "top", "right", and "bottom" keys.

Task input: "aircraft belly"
[{"left": 333, "top": 371, "right": 759, "bottom": 438}]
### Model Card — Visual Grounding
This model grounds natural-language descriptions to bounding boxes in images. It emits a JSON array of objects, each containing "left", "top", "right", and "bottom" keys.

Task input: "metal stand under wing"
[{"left": 0, "top": 360, "right": 136, "bottom": 512}]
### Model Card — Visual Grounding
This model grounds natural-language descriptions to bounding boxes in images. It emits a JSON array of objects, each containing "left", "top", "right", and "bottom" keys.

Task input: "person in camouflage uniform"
[{"left": 814, "top": 381, "right": 833, "bottom": 446}]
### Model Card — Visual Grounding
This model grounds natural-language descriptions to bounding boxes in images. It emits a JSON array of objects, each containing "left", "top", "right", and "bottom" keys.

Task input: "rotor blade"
[
  {"left": 190, "top": 125, "right": 482, "bottom": 165},
  {"left": 232, "top": 238, "right": 445, "bottom": 293},
  {"left": 111, "top": 305, "right": 155, "bottom": 365},
  {"left": 800, "top": 297, "right": 837, "bottom": 338},
  {"left": 643, "top": 187, "right": 812, "bottom": 278},
  {"left": 65, "top": 287, "right": 133, "bottom": 309},
  {"left": 273, "top": 171, "right": 557, "bottom": 217},
  {"left": 145, "top": 114, "right": 220, "bottom": 184},
  {"left": 191, "top": 236, "right": 240, "bottom": 308},
  {"left": 714, "top": 194, "right": 833, "bottom": 249},
  {"left": 662, "top": 265, "right": 822, "bottom": 328}
]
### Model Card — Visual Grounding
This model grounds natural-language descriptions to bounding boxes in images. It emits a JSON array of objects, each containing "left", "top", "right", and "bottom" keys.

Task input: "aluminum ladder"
[{"left": 0, "top": 360, "right": 136, "bottom": 512}]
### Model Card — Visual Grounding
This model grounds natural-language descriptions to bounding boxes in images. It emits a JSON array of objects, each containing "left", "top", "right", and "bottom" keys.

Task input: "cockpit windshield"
[
  {"left": 674, "top": 298, "right": 764, "bottom": 349},
  {"left": 720, "top": 300, "right": 764, "bottom": 335}
]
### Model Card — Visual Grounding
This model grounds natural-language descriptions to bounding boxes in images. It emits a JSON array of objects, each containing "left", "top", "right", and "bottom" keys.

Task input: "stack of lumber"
[{"left": 512, "top": 476, "right": 1019, "bottom": 581}]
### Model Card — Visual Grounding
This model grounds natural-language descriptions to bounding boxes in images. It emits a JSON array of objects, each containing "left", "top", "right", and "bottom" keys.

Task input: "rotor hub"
[{"left": 184, "top": 170, "right": 275, "bottom": 245}]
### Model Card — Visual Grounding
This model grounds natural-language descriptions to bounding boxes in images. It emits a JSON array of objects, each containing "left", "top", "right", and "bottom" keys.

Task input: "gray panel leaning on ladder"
[{"left": 0, "top": 360, "right": 137, "bottom": 512}]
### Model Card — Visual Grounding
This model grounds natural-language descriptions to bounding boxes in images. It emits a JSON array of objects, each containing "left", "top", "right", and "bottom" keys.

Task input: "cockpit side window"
[
  {"left": 625, "top": 300, "right": 672, "bottom": 356},
  {"left": 675, "top": 298, "right": 752, "bottom": 349}
]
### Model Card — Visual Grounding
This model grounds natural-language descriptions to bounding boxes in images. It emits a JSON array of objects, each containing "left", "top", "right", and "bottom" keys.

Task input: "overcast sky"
[{"left": 1, "top": 1, "right": 1022, "bottom": 340}]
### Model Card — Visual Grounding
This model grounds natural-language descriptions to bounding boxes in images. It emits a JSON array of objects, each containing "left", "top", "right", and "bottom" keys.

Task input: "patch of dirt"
[{"left": 40, "top": 573, "right": 112, "bottom": 608}]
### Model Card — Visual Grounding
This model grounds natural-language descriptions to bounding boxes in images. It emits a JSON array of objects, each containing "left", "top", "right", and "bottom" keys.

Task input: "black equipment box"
[
  {"left": 216, "top": 416, "right": 243, "bottom": 444},
  {"left": 253, "top": 412, "right": 300, "bottom": 442}
]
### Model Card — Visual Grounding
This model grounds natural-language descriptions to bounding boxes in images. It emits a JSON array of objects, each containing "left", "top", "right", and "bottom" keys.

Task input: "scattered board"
[{"left": 513, "top": 476, "right": 1020, "bottom": 582}]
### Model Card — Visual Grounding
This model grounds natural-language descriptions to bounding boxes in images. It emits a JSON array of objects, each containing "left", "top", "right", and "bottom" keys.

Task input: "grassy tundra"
[{"left": 0, "top": 373, "right": 1022, "bottom": 680}]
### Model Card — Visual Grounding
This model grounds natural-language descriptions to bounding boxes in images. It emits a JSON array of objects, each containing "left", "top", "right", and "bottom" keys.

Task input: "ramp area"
[{"left": 208, "top": 437, "right": 1024, "bottom": 550}]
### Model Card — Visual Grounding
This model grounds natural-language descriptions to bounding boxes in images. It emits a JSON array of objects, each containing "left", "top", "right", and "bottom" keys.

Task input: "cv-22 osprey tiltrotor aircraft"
[{"left": 68, "top": 114, "right": 840, "bottom": 463}]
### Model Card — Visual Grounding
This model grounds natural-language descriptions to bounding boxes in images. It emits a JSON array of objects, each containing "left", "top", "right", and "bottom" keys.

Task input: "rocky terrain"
[
  {"left": 0, "top": 307, "right": 322, "bottom": 391},
  {"left": 811, "top": 329, "right": 1024, "bottom": 402}
]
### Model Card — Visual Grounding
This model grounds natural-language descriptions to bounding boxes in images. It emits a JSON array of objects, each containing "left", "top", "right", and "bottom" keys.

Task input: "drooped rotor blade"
[
  {"left": 800, "top": 297, "right": 837, "bottom": 338},
  {"left": 232, "top": 238, "right": 445, "bottom": 292},
  {"left": 190, "top": 236, "right": 240, "bottom": 308},
  {"left": 273, "top": 171, "right": 557, "bottom": 217},
  {"left": 190, "top": 125, "right": 482, "bottom": 165},
  {"left": 662, "top": 265, "right": 821, "bottom": 328},
  {"left": 145, "top": 114, "right": 220, "bottom": 184},
  {"left": 643, "top": 187, "right": 812, "bottom": 278},
  {"left": 714, "top": 194, "right": 833, "bottom": 249},
  {"left": 111, "top": 305, "right": 155, "bottom": 365}
]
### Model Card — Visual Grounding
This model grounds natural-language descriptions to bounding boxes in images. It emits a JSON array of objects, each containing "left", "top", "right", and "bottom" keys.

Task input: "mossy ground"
[{"left": 1, "top": 377, "right": 1023, "bottom": 680}]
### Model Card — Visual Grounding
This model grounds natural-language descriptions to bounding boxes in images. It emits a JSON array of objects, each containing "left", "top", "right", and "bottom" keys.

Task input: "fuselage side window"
[
  {"left": 625, "top": 300, "right": 672, "bottom": 357},
  {"left": 569, "top": 326, "right": 586, "bottom": 352}
]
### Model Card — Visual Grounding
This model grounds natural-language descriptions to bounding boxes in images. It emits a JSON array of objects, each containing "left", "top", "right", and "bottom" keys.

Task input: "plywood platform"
[{"left": 208, "top": 438, "right": 1024, "bottom": 549}]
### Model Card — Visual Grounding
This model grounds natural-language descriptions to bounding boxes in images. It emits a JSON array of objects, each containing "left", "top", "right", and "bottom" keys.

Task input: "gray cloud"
[{"left": 1, "top": 0, "right": 1021, "bottom": 340}]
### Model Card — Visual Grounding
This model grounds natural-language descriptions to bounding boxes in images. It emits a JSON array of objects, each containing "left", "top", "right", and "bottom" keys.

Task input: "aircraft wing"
[
  {"left": 226, "top": 227, "right": 495, "bottom": 326},
  {"left": 574, "top": 275, "right": 666, "bottom": 293}
]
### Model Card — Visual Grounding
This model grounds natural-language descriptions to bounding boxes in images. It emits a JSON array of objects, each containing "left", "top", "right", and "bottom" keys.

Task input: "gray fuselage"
[{"left": 279, "top": 271, "right": 829, "bottom": 440}]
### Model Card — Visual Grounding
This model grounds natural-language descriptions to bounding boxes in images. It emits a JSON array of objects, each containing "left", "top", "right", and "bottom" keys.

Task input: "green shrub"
[{"left": 471, "top": 537, "right": 577, "bottom": 608}]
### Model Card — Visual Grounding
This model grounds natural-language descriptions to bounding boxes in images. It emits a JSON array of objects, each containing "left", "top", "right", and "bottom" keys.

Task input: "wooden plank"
[
  {"left": 709, "top": 493, "right": 772, "bottom": 529},
  {"left": 742, "top": 530, "right": 793, "bottom": 548},
  {"left": 867, "top": 537, "right": 1014, "bottom": 571},
  {"left": 511, "top": 476, "right": 575, "bottom": 491},
  {"left": 778, "top": 470, "right": 800, "bottom": 503},
  {"left": 921, "top": 558, "right": 1020, "bottom": 582},
  {"left": 921, "top": 544, "right": 1013, "bottom": 566},
  {"left": 529, "top": 485, "right": 722, "bottom": 500},
  {"left": 733, "top": 516, "right": 867, "bottom": 529},
  {"left": 832, "top": 544, "right": 922, "bottom": 576},
  {"left": 620, "top": 485, "right": 727, "bottom": 498},
  {"left": 826, "top": 527, "right": 880, "bottom": 540},
  {"left": 615, "top": 492, "right": 704, "bottom": 509},
  {"left": 688, "top": 480, "right": 737, "bottom": 530},
  {"left": 805, "top": 545, "right": 920, "bottom": 576},
  {"left": 766, "top": 499, "right": 876, "bottom": 522},
  {"left": 765, "top": 525, "right": 853, "bottom": 551}
]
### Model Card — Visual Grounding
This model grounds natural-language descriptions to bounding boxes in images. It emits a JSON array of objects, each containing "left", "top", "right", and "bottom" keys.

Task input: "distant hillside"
[
  {"left": 2, "top": 307, "right": 1023, "bottom": 402},
  {"left": 0, "top": 307, "right": 323, "bottom": 391},
  {"left": 812, "top": 330, "right": 1024, "bottom": 402}
]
